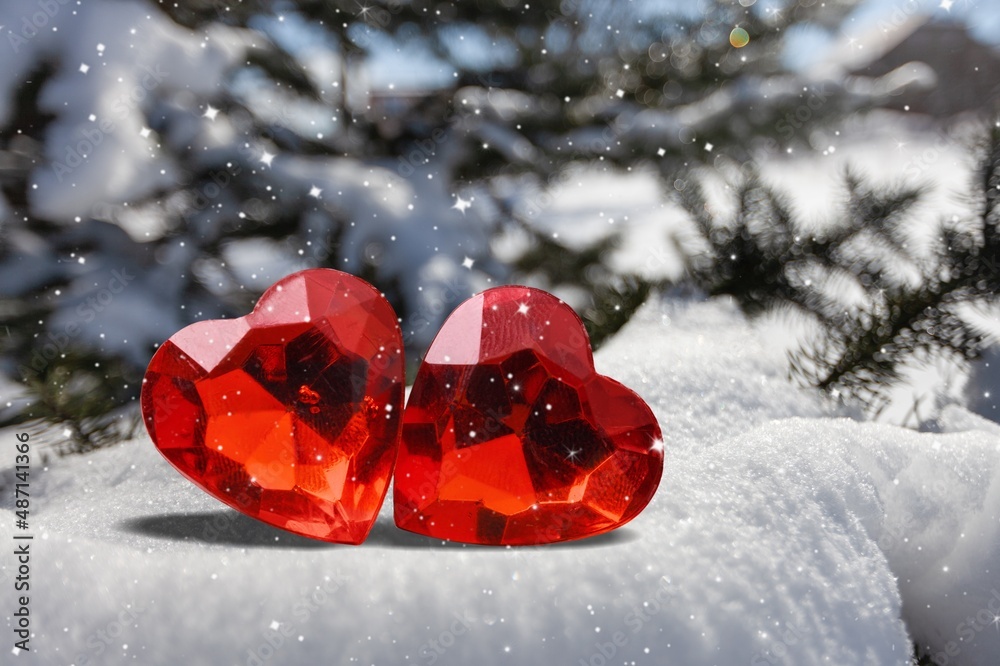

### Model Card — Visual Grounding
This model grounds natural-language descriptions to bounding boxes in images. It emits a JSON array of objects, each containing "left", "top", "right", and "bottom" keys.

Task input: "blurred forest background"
[{"left": 0, "top": 0, "right": 998, "bottom": 452}]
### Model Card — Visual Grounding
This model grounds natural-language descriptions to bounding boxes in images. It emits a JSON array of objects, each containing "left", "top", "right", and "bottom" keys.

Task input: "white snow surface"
[{"left": 2, "top": 296, "right": 999, "bottom": 665}]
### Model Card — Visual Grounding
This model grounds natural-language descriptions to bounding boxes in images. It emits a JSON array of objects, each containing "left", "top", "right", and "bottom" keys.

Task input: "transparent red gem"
[
  {"left": 394, "top": 286, "right": 663, "bottom": 545},
  {"left": 141, "top": 269, "right": 404, "bottom": 544}
]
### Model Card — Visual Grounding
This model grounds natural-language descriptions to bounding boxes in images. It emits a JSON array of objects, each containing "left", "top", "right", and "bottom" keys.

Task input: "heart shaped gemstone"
[
  {"left": 141, "top": 269, "right": 404, "bottom": 544},
  {"left": 394, "top": 286, "right": 663, "bottom": 545}
]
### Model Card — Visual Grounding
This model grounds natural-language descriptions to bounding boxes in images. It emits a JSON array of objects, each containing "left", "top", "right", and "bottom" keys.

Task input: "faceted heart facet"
[
  {"left": 394, "top": 286, "right": 663, "bottom": 545},
  {"left": 141, "top": 269, "right": 404, "bottom": 544}
]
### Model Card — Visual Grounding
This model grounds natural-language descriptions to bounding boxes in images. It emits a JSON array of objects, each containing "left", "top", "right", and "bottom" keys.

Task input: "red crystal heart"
[
  {"left": 394, "top": 286, "right": 663, "bottom": 545},
  {"left": 141, "top": 269, "right": 404, "bottom": 544}
]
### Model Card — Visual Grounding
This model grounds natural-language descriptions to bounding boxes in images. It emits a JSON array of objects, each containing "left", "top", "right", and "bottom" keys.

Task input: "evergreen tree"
[
  {"left": 681, "top": 121, "right": 1000, "bottom": 421},
  {"left": 0, "top": 0, "right": 921, "bottom": 451}
]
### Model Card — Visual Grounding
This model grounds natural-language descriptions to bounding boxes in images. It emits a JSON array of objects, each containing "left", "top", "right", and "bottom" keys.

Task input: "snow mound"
[{"left": 1, "top": 296, "right": 998, "bottom": 665}]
